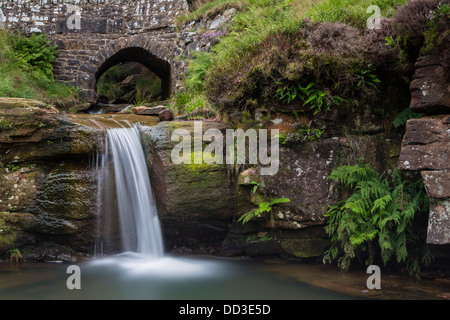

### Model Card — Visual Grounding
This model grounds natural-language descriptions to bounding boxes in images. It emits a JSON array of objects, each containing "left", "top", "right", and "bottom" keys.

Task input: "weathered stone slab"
[
  {"left": 422, "top": 170, "right": 450, "bottom": 199},
  {"left": 410, "top": 56, "right": 450, "bottom": 114},
  {"left": 427, "top": 199, "right": 450, "bottom": 245},
  {"left": 399, "top": 116, "right": 450, "bottom": 171}
]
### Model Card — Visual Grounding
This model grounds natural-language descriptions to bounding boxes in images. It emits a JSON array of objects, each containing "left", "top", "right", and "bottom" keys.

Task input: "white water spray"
[{"left": 100, "top": 125, "right": 164, "bottom": 258}]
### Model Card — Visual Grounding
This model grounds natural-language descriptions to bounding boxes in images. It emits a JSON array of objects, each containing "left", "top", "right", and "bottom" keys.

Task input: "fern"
[
  {"left": 324, "top": 161, "right": 431, "bottom": 276},
  {"left": 238, "top": 192, "right": 290, "bottom": 225},
  {"left": 8, "top": 32, "right": 58, "bottom": 80},
  {"left": 393, "top": 108, "right": 424, "bottom": 128}
]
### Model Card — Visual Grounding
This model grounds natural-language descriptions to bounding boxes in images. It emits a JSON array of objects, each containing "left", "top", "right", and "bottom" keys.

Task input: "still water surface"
[
  {"left": 0, "top": 253, "right": 355, "bottom": 300},
  {"left": 1, "top": 253, "right": 448, "bottom": 300}
]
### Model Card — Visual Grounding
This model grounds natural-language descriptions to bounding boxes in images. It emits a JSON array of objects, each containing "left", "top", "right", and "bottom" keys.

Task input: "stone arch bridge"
[{"left": 0, "top": 0, "right": 189, "bottom": 103}]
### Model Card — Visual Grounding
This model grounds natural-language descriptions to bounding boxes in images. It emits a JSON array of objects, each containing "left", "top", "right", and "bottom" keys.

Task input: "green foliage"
[
  {"left": 306, "top": 0, "right": 408, "bottom": 29},
  {"left": 134, "top": 93, "right": 149, "bottom": 107},
  {"left": 0, "top": 30, "right": 79, "bottom": 106},
  {"left": 275, "top": 80, "right": 347, "bottom": 115},
  {"left": 356, "top": 64, "right": 381, "bottom": 91},
  {"left": 323, "top": 161, "right": 431, "bottom": 277},
  {"left": 278, "top": 126, "right": 324, "bottom": 145},
  {"left": 136, "top": 77, "right": 161, "bottom": 101},
  {"left": 185, "top": 51, "right": 215, "bottom": 92},
  {"left": 169, "top": 51, "right": 215, "bottom": 114},
  {"left": 0, "top": 117, "right": 14, "bottom": 131},
  {"left": 238, "top": 194, "right": 291, "bottom": 224},
  {"left": 171, "top": 90, "right": 213, "bottom": 115},
  {"left": 421, "top": 3, "right": 450, "bottom": 55},
  {"left": 179, "top": 0, "right": 405, "bottom": 114},
  {"left": 6, "top": 164, "right": 20, "bottom": 173},
  {"left": 238, "top": 179, "right": 290, "bottom": 224},
  {"left": 9, "top": 32, "right": 58, "bottom": 80},
  {"left": 9, "top": 248, "right": 23, "bottom": 263},
  {"left": 393, "top": 108, "right": 425, "bottom": 128}
]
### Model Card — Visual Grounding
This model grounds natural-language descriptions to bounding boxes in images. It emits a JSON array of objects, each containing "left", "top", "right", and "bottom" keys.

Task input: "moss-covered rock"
[
  {"left": 32, "top": 169, "right": 98, "bottom": 231},
  {"left": 280, "top": 238, "right": 330, "bottom": 258},
  {"left": 0, "top": 212, "right": 36, "bottom": 253},
  {"left": 143, "top": 120, "right": 235, "bottom": 249}
]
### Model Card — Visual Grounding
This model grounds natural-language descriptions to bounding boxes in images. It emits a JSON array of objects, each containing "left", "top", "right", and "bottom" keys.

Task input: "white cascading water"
[
  {"left": 91, "top": 123, "right": 217, "bottom": 280},
  {"left": 101, "top": 124, "right": 164, "bottom": 258}
]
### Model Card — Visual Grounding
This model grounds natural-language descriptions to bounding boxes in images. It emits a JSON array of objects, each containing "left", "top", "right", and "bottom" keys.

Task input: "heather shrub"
[
  {"left": 391, "top": 0, "right": 444, "bottom": 70},
  {"left": 205, "top": 21, "right": 379, "bottom": 112}
]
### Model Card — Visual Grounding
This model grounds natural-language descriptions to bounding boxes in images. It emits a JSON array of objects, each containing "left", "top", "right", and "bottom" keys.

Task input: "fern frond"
[{"left": 268, "top": 197, "right": 291, "bottom": 206}]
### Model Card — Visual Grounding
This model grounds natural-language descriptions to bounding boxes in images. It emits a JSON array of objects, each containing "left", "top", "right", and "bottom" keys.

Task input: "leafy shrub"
[
  {"left": 238, "top": 195, "right": 291, "bottom": 224},
  {"left": 8, "top": 32, "right": 58, "bottom": 80},
  {"left": 180, "top": 0, "right": 411, "bottom": 116},
  {"left": 393, "top": 108, "right": 425, "bottom": 128},
  {"left": 278, "top": 126, "right": 324, "bottom": 145},
  {"left": 421, "top": 2, "right": 450, "bottom": 55},
  {"left": 391, "top": 0, "right": 443, "bottom": 69},
  {"left": 323, "top": 161, "right": 432, "bottom": 277}
]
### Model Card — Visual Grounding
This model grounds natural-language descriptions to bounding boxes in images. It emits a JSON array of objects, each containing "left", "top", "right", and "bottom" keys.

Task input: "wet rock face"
[
  {"left": 142, "top": 121, "right": 234, "bottom": 250},
  {"left": 399, "top": 54, "right": 450, "bottom": 245},
  {"left": 0, "top": 98, "right": 101, "bottom": 257},
  {"left": 32, "top": 169, "right": 98, "bottom": 240},
  {"left": 143, "top": 116, "right": 403, "bottom": 258}
]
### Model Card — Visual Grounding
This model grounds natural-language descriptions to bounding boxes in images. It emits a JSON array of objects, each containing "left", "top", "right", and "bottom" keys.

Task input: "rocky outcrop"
[
  {"left": 399, "top": 55, "right": 450, "bottom": 245},
  {"left": 399, "top": 116, "right": 450, "bottom": 245},
  {"left": 142, "top": 121, "right": 235, "bottom": 250},
  {"left": 0, "top": 98, "right": 101, "bottom": 258},
  {"left": 142, "top": 113, "right": 403, "bottom": 259}
]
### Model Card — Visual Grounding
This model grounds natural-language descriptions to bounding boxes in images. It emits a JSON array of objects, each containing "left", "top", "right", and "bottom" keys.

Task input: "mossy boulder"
[
  {"left": 0, "top": 212, "right": 36, "bottom": 253},
  {"left": 142, "top": 121, "right": 235, "bottom": 249},
  {"left": 280, "top": 238, "right": 330, "bottom": 258}
]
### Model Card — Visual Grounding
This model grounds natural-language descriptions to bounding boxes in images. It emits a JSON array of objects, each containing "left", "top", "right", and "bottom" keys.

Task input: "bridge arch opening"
[{"left": 95, "top": 47, "right": 172, "bottom": 105}]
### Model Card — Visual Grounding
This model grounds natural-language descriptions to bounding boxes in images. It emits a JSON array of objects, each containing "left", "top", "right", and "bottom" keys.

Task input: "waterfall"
[{"left": 97, "top": 124, "right": 164, "bottom": 258}]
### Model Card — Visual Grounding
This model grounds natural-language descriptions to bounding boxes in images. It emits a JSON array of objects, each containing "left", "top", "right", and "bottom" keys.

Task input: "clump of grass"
[
  {"left": 306, "top": 0, "right": 408, "bottom": 29},
  {"left": 9, "top": 248, "right": 23, "bottom": 264},
  {"left": 177, "top": 0, "right": 243, "bottom": 25}
]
